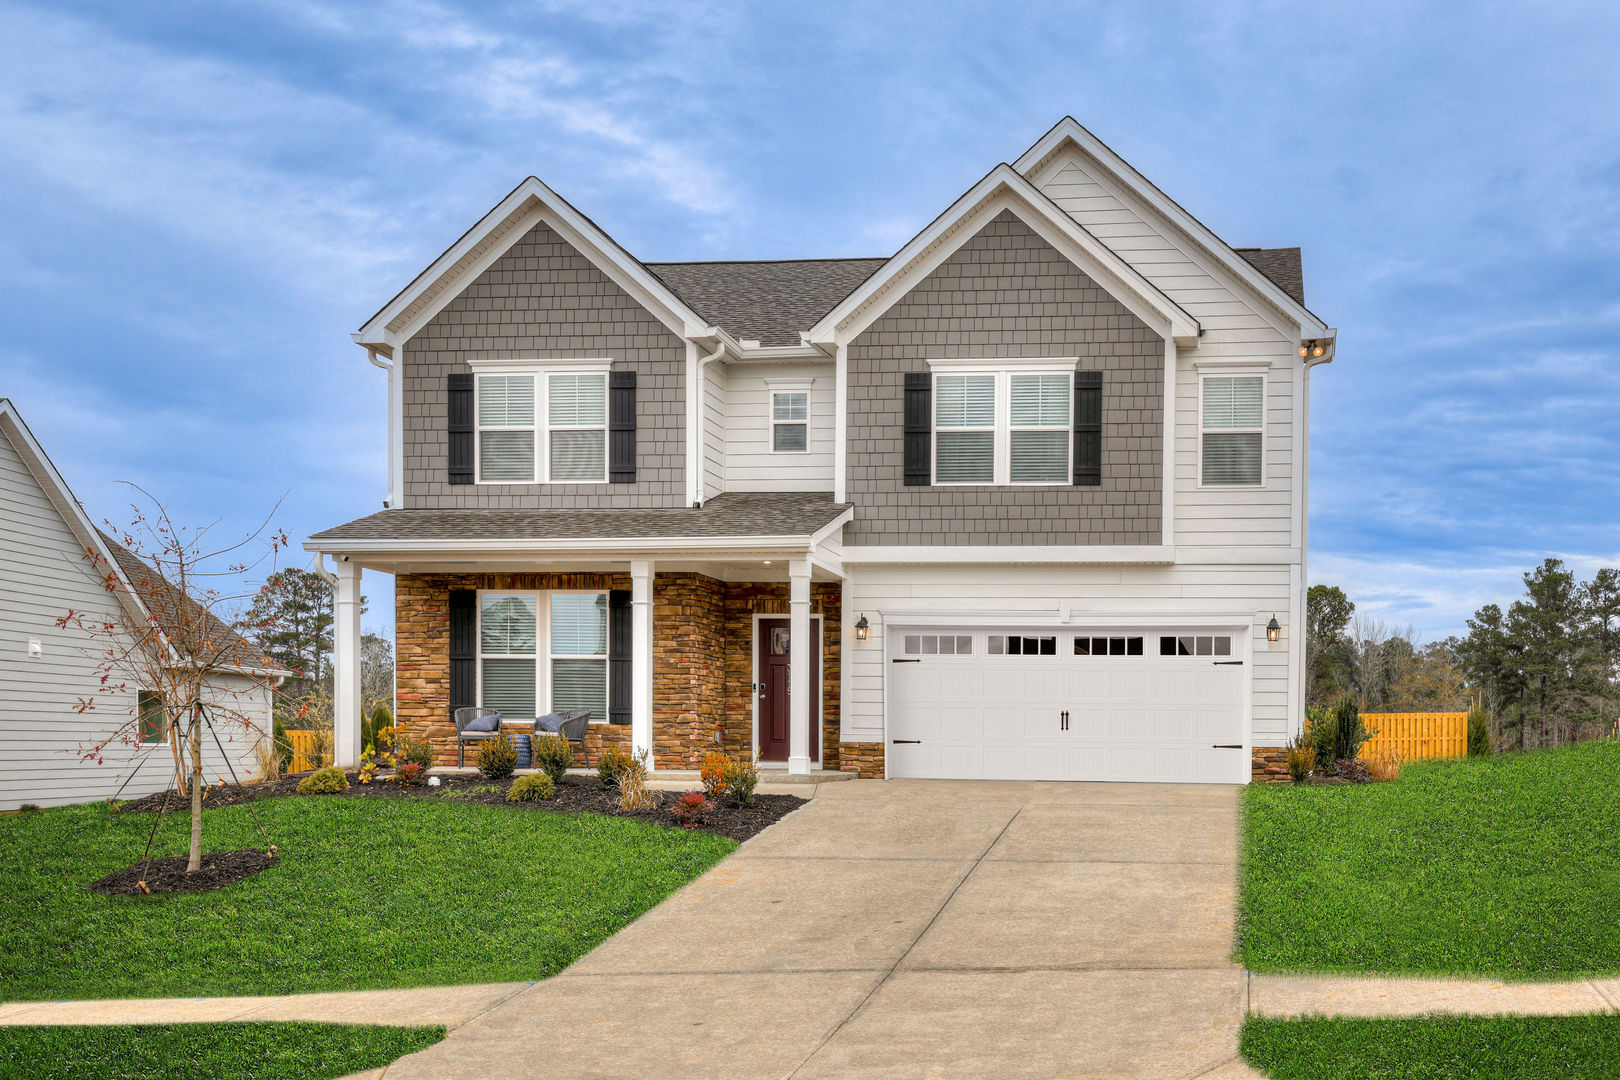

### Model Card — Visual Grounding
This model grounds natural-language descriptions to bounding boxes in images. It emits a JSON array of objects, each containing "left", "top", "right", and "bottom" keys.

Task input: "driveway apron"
[{"left": 382, "top": 779, "right": 1245, "bottom": 1080}]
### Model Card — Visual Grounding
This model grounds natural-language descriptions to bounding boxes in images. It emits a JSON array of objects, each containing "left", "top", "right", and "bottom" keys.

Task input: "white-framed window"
[
  {"left": 1199, "top": 373, "right": 1264, "bottom": 486},
  {"left": 477, "top": 591, "right": 610, "bottom": 722},
  {"left": 931, "top": 362, "right": 1073, "bottom": 485},
  {"left": 771, "top": 390, "right": 809, "bottom": 453},
  {"left": 473, "top": 361, "right": 610, "bottom": 484}
]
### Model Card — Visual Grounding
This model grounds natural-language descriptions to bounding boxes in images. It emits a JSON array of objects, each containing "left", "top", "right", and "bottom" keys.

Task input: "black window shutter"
[
  {"left": 903, "top": 372, "right": 932, "bottom": 486},
  {"left": 447, "top": 373, "right": 474, "bottom": 485},
  {"left": 607, "top": 589, "right": 631, "bottom": 724},
  {"left": 448, "top": 589, "right": 477, "bottom": 719},
  {"left": 609, "top": 370, "right": 636, "bottom": 484},
  {"left": 1073, "top": 371, "right": 1102, "bottom": 486}
]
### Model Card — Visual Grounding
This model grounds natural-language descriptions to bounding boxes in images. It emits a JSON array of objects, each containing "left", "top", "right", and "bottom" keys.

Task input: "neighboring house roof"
[
  {"left": 1235, "top": 248, "right": 1304, "bottom": 305},
  {"left": 310, "top": 492, "right": 851, "bottom": 543},
  {"left": 645, "top": 258, "right": 888, "bottom": 347}
]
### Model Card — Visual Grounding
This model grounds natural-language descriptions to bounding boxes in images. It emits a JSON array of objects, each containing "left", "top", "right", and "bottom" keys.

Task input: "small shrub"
[
  {"left": 1366, "top": 747, "right": 1401, "bottom": 782},
  {"left": 508, "top": 773, "right": 556, "bottom": 802},
  {"left": 532, "top": 734, "right": 574, "bottom": 783},
  {"left": 670, "top": 791, "right": 712, "bottom": 827},
  {"left": 477, "top": 732, "right": 518, "bottom": 780},
  {"left": 616, "top": 748, "right": 659, "bottom": 812},
  {"left": 296, "top": 766, "right": 349, "bottom": 795},
  {"left": 1331, "top": 695, "right": 1373, "bottom": 762},
  {"left": 471, "top": 784, "right": 504, "bottom": 794},
  {"left": 1284, "top": 735, "right": 1315, "bottom": 784},
  {"left": 438, "top": 788, "right": 472, "bottom": 800},
  {"left": 721, "top": 755, "right": 760, "bottom": 807},
  {"left": 395, "top": 732, "right": 434, "bottom": 770},
  {"left": 1468, "top": 707, "right": 1494, "bottom": 757},
  {"left": 597, "top": 744, "right": 634, "bottom": 786},
  {"left": 1305, "top": 705, "right": 1338, "bottom": 775},
  {"left": 395, "top": 760, "right": 426, "bottom": 785},
  {"left": 699, "top": 751, "right": 729, "bottom": 799}
]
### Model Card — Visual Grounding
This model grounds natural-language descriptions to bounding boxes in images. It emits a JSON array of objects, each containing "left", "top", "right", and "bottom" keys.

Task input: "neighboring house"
[
  {"left": 307, "top": 117, "right": 1335, "bottom": 784},
  {"left": 0, "top": 399, "right": 280, "bottom": 810}
]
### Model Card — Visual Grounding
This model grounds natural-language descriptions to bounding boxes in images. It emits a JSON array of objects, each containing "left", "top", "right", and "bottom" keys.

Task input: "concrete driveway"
[{"left": 384, "top": 780, "right": 1247, "bottom": 1080}]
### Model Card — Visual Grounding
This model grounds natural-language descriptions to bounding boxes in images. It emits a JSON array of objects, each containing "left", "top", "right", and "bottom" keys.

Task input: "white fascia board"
[
  {"left": 841, "top": 545, "right": 1178, "bottom": 565},
  {"left": 354, "top": 176, "right": 714, "bottom": 347},
  {"left": 1014, "top": 118, "right": 1330, "bottom": 338},
  {"left": 808, "top": 506, "right": 855, "bottom": 548},
  {"left": 807, "top": 165, "right": 1199, "bottom": 348}
]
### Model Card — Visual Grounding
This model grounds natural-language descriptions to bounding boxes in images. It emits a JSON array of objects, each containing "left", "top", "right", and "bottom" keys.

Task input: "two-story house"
[{"left": 306, "top": 117, "right": 1335, "bottom": 784}]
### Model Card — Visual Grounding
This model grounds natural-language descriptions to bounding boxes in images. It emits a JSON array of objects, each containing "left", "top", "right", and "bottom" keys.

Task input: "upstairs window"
[
  {"left": 137, "top": 690, "right": 167, "bottom": 743},
  {"left": 1200, "top": 374, "right": 1264, "bottom": 486},
  {"left": 474, "top": 365, "right": 608, "bottom": 483},
  {"left": 771, "top": 391, "right": 809, "bottom": 453},
  {"left": 933, "top": 365, "right": 1073, "bottom": 485}
]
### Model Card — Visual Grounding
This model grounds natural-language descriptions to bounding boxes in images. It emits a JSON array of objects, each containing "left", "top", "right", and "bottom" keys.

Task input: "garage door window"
[
  {"left": 902, "top": 634, "right": 973, "bottom": 656},
  {"left": 1160, "top": 635, "right": 1232, "bottom": 657},
  {"left": 1074, "top": 636, "right": 1143, "bottom": 656},
  {"left": 988, "top": 635, "right": 1056, "bottom": 656}
]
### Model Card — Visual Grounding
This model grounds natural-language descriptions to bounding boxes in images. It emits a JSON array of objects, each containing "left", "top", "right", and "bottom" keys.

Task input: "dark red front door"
[{"left": 757, "top": 618, "right": 820, "bottom": 763}]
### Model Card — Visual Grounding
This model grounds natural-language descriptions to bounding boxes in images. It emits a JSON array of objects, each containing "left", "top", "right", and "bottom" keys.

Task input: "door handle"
[
  {"left": 1213, "top": 660, "right": 1244, "bottom": 666},
  {"left": 1212, "top": 744, "right": 1243, "bottom": 749},
  {"left": 891, "top": 739, "right": 921, "bottom": 744},
  {"left": 1060, "top": 710, "right": 1069, "bottom": 731},
  {"left": 891, "top": 658, "right": 921, "bottom": 663}
]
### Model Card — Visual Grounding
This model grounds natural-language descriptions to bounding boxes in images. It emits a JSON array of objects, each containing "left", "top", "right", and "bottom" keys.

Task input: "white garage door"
[{"left": 887, "top": 628, "right": 1248, "bottom": 784}]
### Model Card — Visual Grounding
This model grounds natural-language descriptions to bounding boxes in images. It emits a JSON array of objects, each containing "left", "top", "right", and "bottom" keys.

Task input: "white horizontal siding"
[
  {"left": 842, "top": 562, "right": 1294, "bottom": 750},
  {"left": 702, "top": 361, "right": 726, "bottom": 498},
  {"left": 0, "top": 431, "right": 263, "bottom": 811},
  {"left": 724, "top": 362, "right": 835, "bottom": 492}
]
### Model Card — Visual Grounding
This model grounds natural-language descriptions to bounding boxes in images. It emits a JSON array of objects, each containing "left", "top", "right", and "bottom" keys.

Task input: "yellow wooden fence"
[
  {"left": 287, "top": 730, "right": 320, "bottom": 773},
  {"left": 1358, "top": 712, "right": 1468, "bottom": 762}
]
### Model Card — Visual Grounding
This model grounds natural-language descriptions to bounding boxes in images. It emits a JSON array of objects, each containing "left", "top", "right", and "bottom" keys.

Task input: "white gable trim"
[
  {"left": 1014, "top": 118, "right": 1330, "bottom": 339},
  {"left": 806, "top": 164, "right": 1200, "bottom": 349},
  {"left": 354, "top": 177, "right": 717, "bottom": 349}
]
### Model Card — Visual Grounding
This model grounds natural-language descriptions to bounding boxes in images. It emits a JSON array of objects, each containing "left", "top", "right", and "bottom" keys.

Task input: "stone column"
[
  {"left": 631, "top": 560, "right": 654, "bottom": 768},
  {"left": 788, "top": 559, "right": 812, "bottom": 775},
  {"left": 333, "top": 557, "right": 363, "bottom": 768}
]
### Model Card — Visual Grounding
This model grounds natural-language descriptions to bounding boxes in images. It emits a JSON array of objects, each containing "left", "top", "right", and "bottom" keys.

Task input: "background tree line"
[{"left": 1309, "top": 559, "right": 1620, "bottom": 750}]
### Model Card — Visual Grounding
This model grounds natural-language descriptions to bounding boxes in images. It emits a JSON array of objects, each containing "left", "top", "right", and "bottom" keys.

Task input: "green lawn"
[
  {"left": 1239, "top": 739, "right": 1620, "bottom": 978},
  {"left": 0, "top": 796, "right": 734, "bottom": 1001},
  {"left": 0, "top": 1022, "right": 443, "bottom": 1080},
  {"left": 1242, "top": 1014, "right": 1620, "bottom": 1079}
]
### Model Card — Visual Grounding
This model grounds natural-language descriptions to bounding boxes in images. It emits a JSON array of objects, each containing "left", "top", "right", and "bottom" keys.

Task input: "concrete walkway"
[
  {"left": 1247, "top": 973, "right": 1620, "bottom": 1018},
  {"left": 378, "top": 778, "right": 1249, "bottom": 1080}
]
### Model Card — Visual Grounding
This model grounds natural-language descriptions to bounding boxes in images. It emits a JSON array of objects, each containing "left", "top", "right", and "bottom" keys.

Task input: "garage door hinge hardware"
[
  {"left": 892, "top": 739, "right": 921, "bottom": 744},
  {"left": 1212, "top": 744, "right": 1243, "bottom": 749},
  {"left": 1212, "top": 660, "right": 1244, "bottom": 666},
  {"left": 891, "top": 658, "right": 921, "bottom": 663}
]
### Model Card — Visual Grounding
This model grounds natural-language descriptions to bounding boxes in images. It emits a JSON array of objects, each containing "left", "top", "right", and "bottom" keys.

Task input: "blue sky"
[{"left": 4, "top": 0, "right": 1618, "bottom": 642}]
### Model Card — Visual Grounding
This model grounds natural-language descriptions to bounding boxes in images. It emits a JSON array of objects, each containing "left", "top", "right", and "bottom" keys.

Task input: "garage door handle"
[
  {"left": 1212, "top": 660, "right": 1244, "bottom": 666},
  {"left": 891, "top": 658, "right": 921, "bottom": 663},
  {"left": 1212, "top": 744, "right": 1243, "bottom": 749},
  {"left": 891, "top": 739, "right": 921, "bottom": 744}
]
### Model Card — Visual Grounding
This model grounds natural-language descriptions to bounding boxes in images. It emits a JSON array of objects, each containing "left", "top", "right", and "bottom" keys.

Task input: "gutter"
[{"left": 690, "top": 335, "right": 728, "bottom": 506}]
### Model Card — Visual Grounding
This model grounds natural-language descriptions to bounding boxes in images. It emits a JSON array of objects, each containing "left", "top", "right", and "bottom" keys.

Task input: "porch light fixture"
[
  {"left": 1266, "top": 615, "right": 1281, "bottom": 644},
  {"left": 854, "top": 615, "right": 870, "bottom": 642},
  {"left": 1297, "top": 340, "right": 1327, "bottom": 359}
]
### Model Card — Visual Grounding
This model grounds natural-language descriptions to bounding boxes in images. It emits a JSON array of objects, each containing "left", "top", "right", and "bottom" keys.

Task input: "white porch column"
[
  {"left": 630, "top": 560, "right": 655, "bottom": 767},
  {"left": 332, "top": 557, "right": 363, "bottom": 768},
  {"left": 788, "top": 558, "right": 813, "bottom": 775}
]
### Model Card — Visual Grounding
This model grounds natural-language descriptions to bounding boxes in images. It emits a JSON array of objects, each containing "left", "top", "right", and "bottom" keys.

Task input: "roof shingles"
[{"left": 646, "top": 259, "right": 887, "bottom": 346}]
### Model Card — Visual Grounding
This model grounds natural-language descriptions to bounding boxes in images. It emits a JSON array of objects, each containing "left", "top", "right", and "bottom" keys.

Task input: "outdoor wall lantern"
[
  {"left": 854, "top": 615, "right": 870, "bottom": 642},
  {"left": 1266, "top": 615, "right": 1281, "bottom": 644},
  {"left": 1297, "top": 340, "right": 1327, "bottom": 359}
]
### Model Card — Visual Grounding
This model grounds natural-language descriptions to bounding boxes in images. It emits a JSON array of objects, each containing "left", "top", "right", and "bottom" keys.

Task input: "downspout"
[
  {"left": 365, "top": 347, "right": 398, "bottom": 508},
  {"left": 1298, "top": 339, "right": 1334, "bottom": 738},
  {"left": 692, "top": 339, "right": 727, "bottom": 506}
]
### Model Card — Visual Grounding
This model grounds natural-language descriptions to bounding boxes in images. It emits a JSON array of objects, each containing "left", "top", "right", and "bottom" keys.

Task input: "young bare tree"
[{"left": 58, "top": 488, "right": 289, "bottom": 873}]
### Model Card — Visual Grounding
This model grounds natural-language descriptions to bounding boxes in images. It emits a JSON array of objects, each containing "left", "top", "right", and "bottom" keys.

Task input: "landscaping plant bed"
[
  {"left": 117, "top": 773, "right": 803, "bottom": 843},
  {"left": 90, "top": 850, "right": 277, "bottom": 896}
]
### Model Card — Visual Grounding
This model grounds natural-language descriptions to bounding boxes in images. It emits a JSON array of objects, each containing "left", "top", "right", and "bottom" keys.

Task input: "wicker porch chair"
[{"left": 453, "top": 706, "right": 503, "bottom": 767}]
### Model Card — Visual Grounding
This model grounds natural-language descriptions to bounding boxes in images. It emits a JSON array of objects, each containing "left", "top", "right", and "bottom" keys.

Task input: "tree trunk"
[
  {"left": 187, "top": 704, "right": 204, "bottom": 873},
  {"left": 169, "top": 718, "right": 188, "bottom": 798}
]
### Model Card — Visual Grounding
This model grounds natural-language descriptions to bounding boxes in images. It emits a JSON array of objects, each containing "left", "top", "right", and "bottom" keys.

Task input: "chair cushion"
[
  {"left": 535, "top": 713, "right": 565, "bottom": 733},
  {"left": 463, "top": 712, "right": 501, "bottom": 733}
]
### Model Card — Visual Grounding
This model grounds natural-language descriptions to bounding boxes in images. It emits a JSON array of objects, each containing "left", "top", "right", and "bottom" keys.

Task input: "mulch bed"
[
  {"left": 116, "top": 773, "right": 804, "bottom": 843},
  {"left": 90, "top": 850, "right": 278, "bottom": 896}
]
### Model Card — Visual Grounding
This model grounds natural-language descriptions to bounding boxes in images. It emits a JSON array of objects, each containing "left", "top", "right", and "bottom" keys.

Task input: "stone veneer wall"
[
  {"left": 838, "top": 742, "right": 884, "bottom": 778},
  {"left": 1251, "top": 746, "right": 1289, "bottom": 783},
  {"left": 396, "top": 572, "right": 841, "bottom": 772},
  {"left": 720, "top": 583, "right": 842, "bottom": 771}
]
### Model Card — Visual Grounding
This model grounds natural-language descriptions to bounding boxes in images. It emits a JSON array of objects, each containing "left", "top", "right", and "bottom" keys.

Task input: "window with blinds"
[
  {"left": 477, "top": 592, "right": 610, "bottom": 722},
  {"left": 771, "top": 391, "right": 809, "bottom": 453},
  {"left": 933, "top": 367, "right": 1073, "bottom": 485},
  {"left": 1200, "top": 374, "right": 1264, "bottom": 486},
  {"left": 474, "top": 368, "right": 608, "bottom": 483}
]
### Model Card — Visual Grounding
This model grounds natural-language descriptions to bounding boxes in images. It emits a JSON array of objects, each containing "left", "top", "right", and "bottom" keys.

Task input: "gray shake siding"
[
  {"left": 845, "top": 210, "right": 1163, "bottom": 546},
  {"left": 402, "top": 220, "right": 686, "bottom": 508}
]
